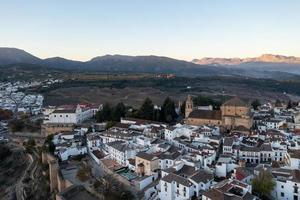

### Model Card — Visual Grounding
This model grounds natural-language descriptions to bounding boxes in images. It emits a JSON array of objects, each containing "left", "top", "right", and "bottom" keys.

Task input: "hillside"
[
  {"left": 0, "top": 48, "right": 41, "bottom": 65},
  {"left": 192, "top": 54, "right": 300, "bottom": 65},
  {"left": 1, "top": 47, "right": 300, "bottom": 77},
  {"left": 192, "top": 54, "right": 300, "bottom": 75}
]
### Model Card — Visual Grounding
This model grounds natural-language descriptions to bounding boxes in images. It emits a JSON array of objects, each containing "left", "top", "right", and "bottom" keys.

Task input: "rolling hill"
[{"left": 1, "top": 47, "right": 300, "bottom": 78}]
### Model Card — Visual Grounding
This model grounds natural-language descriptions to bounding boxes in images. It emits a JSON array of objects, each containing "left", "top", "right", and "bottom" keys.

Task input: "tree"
[
  {"left": 44, "top": 134, "right": 55, "bottom": 154},
  {"left": 153, "top": 109, "right": 161, "bottom": 122},
  {"left": 193, "top": 95, "right": 221, "bottom": 109},
  {"left": 287, "top": 100, "right": 293, "bottom": 109},
  {"left": 0, "top": 144, "right": 12, "bottom": 160},
  {"left": 106, "top": 121, "right": 116, "bottom": 129},
  {"left": 27, "top": 138, "right": 36, "bottom": 147},
  {"left": 96, "top": 103, "right": 112, "bottom": 122},
  {"left": 251, "top": 99, "right": 261, "bottom": 110},
  {"left": 9, "top": 119, "right": 25, "bottom": 132},
  {"left": 111, "top": 102, "right": 126, "bottom": 122},
  {"left": 180, "top": 100, "right": 186, "bottom": 117},
  {"left": 138, "top": 98, "right": 154, "bottom": 120},
  {"left": 275, "top": 99, "right": 282, "bottom": 107},
  {"left": 0, "top": 109, "right": 13, "bottom": 120},
  {"left": 161, "top": 97, "right": 177, "bottom": 123},
  {"left": 252, "top": 170, "right": 275, "bottom": 199}
]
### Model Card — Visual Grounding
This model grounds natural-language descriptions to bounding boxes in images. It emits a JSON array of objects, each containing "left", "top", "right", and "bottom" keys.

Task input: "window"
[
  {"left": 54, "top": 115, "right": 56, "bottom": 117},
  {"left": 294, "top": 184, "right": 298, "bottom": 193},
  {"left": 66, "top": 115, "right": 68, "bottom": 117},
  {"left": 281, "top": 185, "right": 284, "bottom": 189},
  {"left": 281, "top": 192, "right": 285, "bottom": 197},
  {"left": 294, "top": 195, "right": 298, "bottom": 200}
]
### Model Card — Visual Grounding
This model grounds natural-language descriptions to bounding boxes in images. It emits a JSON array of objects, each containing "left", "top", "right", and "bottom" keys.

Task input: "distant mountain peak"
[
  {"left": 192, "top": 54, "right": 300, "bottom": 65},
  {"left": 0, "top": 47, "right": 41, "bottom": 65}
]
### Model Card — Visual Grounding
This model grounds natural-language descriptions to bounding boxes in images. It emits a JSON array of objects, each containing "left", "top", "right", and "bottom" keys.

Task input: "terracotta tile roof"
[
  {"left": 162, "top": 173, "right": 191, "bottom": 187},
  {"left": 188, "top": 110, "right": 222, "bottom": 120},
  {"left": 222, "top": 97, "right": 249, "bottom": 107},
  {"left": 136, "top": 152, "right": 158, "bottom": 161}
]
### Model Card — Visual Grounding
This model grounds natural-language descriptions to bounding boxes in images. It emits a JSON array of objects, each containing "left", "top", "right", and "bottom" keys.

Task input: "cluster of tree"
[
  {"left": 286, "top": 100, "right": 298, "bottom": 109},
  {"left": 43, "top": 134, "right": 55, "bottom": 154},
  {"left": 0, "top": 109, "right": 13, "bottom": 120},
  {"left": 0, "top": 144, "right": 12, "bottom": 160},
  {"left": 252, "top": 170, "right": 275, "bottom": 199},
  {"left": 23, "top": 138, "right": 36, "bottom": 153},
  {"left": 96, "top": 97, "right": 178, "bottom": 125},
  {"left": 252, "top": 99, "right": 298, "bottom": 111},
  {"left": 93, "top": 174, "right": 135, "bottom": 200},
  {"left": 9, "top": 119, "right": 25, "bottom": 132},
  {"left": 9, "top": 118, "right": 42, "bottom": 133},
  {"left": 192, "top": 95, "right": 222, "bottom": 109},
  {"left": 95, "top": 102, "right": 126, "bottom": 123},
  {"left": 180, "top": 95, "right": 221, "bottom": 117},
  {"left": 135, "top": 97, "right": 178, "bottom": 123},
  {"left": 251, "top": 99, "right": 261, "bottom": 110}
]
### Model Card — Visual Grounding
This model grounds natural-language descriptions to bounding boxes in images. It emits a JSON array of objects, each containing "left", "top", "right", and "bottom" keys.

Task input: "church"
[{"left": 185, "top": 95, "right": 253, "bottom": 129}]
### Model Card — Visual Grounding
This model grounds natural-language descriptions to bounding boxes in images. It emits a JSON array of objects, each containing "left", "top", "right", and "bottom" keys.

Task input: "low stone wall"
[{"left": 99, "top": 160, "right": 132, "bottom": 187}]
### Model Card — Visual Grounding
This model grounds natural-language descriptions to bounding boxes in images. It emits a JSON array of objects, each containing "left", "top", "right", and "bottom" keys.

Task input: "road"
[
  {"left": 15, "top": 149, "right": 38, "bottom": 200},
  {"left": 0, "top": 124, "right": 9, "bottom": 141}
]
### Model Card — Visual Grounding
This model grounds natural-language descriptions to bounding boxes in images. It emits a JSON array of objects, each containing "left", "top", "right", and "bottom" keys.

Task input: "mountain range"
[
  {"left": 1, "top": 47, "right": 300, "bottom": 78},
  {"left": 192, "top": 54, "right": 300, "bottom": 65}
]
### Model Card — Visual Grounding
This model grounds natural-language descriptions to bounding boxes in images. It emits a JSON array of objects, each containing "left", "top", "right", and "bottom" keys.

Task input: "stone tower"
[{"left": 185, "top": 95, "right": 193, "bottom": 118}]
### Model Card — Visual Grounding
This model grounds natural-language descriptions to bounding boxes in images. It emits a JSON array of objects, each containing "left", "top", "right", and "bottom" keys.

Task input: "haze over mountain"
[
  {"left": 192, "top": 54, "right": 300, "bottom": 66},
  {"left": 1, "top": 47, "right": 300, "bottom": 78}
]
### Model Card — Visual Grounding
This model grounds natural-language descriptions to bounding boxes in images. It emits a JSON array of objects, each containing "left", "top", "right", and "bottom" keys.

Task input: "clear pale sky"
[{"left": 1, "top": 0, "right": 300, "bottom": 61}]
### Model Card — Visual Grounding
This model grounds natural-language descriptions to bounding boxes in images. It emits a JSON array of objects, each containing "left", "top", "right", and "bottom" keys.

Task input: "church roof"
[
  {"left": 222, "top": 97, "right": 249, "bottom": 107},
  {"left": 188, "top": 110, "right": 222, "bottom": 120}
]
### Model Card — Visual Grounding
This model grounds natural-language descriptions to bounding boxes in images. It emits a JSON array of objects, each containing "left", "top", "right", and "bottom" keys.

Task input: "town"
[
  {"left": 2, "top": 91, "right": 300, "bottom": 200},
  {"left": 1, "top": 1, "right": 300, "bottom": 200}
]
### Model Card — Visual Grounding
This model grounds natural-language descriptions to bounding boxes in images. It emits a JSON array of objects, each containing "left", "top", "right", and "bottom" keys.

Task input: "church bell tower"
[{"left": 185, "top": 95, "right": 193, "bottom": 118}]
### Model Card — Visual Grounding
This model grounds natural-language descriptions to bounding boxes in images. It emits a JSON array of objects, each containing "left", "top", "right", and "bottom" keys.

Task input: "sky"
[{"left": 1, "top": 0, "right": 300, "bottom": 61}]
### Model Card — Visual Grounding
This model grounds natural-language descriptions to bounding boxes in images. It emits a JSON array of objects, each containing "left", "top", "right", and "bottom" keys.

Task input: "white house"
[
  {"left": 215, "top": 155, "right": 238, "bottom": 178},
  {"left": 44, "top": 104, "right": 100, "bottom": 124},
  {"left": 285, "top": 150, "right": 300, "bottom": 169},
  {"left": 271, "top": 168, "right": 300, "bottom": 200},
  {"left": 106, "top": 141, "right": 137, "bottom": 166},
  {"left": 159, "top": 163, "right": 214, "bottom": 200}
]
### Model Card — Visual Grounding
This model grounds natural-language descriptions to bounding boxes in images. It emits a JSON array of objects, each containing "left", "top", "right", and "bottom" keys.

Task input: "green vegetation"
[
  {"left": 23, "top": 138, "right": 36, "bottom": 153},
  {"left": 193, "top": 95, "right": 221, "bottom": 109},
  {"left": 95, "top": 96, "right": 178, "bottom": 126},
  {"left": 0, "top": 144, "right": 12, "bottom": 160},
  {"left": 105, "top": 121, "right": 117, "bottom": 129},
  {"left": 43, "top": 134, "right": 55, "bottom": 154},
  {"left": 160, "top": 97, "right": 178, "bottom": 123},
  {"left": 137, "top": 98, "right": 154, "bottom": 120},
  {"left": 252, "top": 170, "right": 276, "bottom": 199},
  {"left": 251, "top": 99, "right": 261, "bottom": 110},
  {"left": 96, "top": 102, "right": 126, "bottom": 123},
  {"left": 95, "top": 174, "right": 135, "bottom": 200},
  {"left": 135, "top": 97, "right": 177, "bottom": 122},
  {"left": 9, "top": 118, "right": 41, "bottom": 133},
  {"left": 9, "top": 119, "right": 25, "bottom": 132},
  {"left": 0, "top": 109, "right": 13, "bottom": 120}
]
